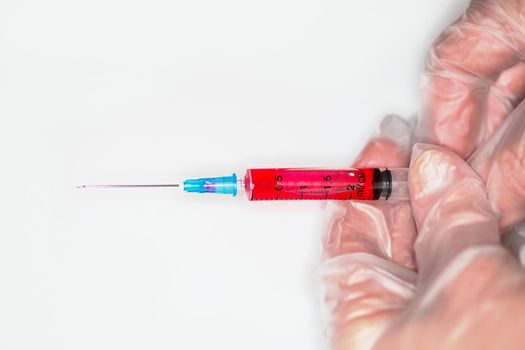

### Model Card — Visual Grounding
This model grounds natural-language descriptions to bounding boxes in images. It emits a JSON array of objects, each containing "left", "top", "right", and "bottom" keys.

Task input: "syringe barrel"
[{"left": 243, "top": 168, "right": 408, "bottom": 201}]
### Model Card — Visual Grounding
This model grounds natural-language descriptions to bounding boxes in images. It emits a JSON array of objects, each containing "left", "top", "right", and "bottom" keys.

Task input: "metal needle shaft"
[{"left": 77, "top": 184, "right": 180, "bottom": 189}]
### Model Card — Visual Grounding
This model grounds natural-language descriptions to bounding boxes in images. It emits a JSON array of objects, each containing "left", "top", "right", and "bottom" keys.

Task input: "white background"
[{"left": 0, "top": 1, "right": 469, "bottom": 349}]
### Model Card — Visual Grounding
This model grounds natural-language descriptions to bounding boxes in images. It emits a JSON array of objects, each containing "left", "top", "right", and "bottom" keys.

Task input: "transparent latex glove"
[
  {"left": 419, "top": 0, "right": 525, "bottom": 231},
  {"left": 469, "top": 99, "right": 525, "bottom": 230},
  {"left": 418, "top": 0, "right": 525, "bottom": 159},
  {"left": 317, "top": 1, "right": 525, "bottom": 348},
  {"left": 319, "top": 115, "right": 417, "bottom": 349},
  {"left": 322, "top": 115, "right": 417, "bottom": 270},
  {"left": 318, "top": 102, "right": 525, "bottom": 348},
  {"left": 318, "top": 145, "right": 525, "bottom": 350}
]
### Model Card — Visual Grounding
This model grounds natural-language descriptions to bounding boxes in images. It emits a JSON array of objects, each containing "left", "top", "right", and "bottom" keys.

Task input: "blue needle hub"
[{"left": 183, "top": 174, "right": 238, "bottom": 196}]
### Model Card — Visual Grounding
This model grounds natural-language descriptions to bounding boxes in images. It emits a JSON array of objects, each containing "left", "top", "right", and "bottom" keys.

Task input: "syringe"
[{"left": 79, "top": 168, "right": 409, "bottom": 201}]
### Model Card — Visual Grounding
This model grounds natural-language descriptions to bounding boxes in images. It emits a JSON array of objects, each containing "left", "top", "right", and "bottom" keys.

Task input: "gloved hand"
[
  {"left": 319, "top": 144, "right": 525, "bottom": 350},
  {"left": 419, "top": 0, "right": 525, "bottom": 231},
  {"left": 419, "top": 0, "right": 525, "bottom": 159},
  {"left": 318, "top": 1, "right": 525, "bottom": 348}
]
